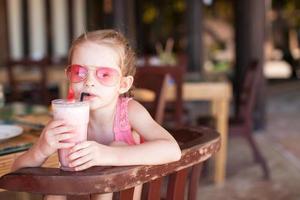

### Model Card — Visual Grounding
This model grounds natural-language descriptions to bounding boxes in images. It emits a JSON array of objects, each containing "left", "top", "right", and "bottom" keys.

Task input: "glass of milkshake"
[{"left": 51, "top": 99, "right": 89, "bottom": 171}]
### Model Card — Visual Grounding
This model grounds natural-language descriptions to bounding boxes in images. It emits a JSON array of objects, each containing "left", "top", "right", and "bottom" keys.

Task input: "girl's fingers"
[
  {"left": 74, "top": 160, "right": 94, "bottom": 171},
  {"left": 57, "top": 142, "right": 75, "bottom": 149},
  {"left": 47, "top": 119, "right": 66, "bottom": 128},
  {"left": 70, "top": 154, "right": 92, "bottom": 168},
  {"left": 70, "top": 142, "right": 90, "bottom": 153},
  {"left": 56, "top": 133, "right": 74, "bottom": 142},
  {"left": 69, "top": 148, "right": 90, "bottom": 161},
  {"left": 52, "top": 126, "right": 74, "bottom": 135}
]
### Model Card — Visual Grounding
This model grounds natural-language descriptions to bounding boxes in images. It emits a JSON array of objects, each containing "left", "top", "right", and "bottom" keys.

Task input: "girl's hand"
[
  {"left": 68, "top": 141, "right": 114, "bottom": 171},
  {"left": 36, "top": 120, "right": 75, "bottom": 159}
]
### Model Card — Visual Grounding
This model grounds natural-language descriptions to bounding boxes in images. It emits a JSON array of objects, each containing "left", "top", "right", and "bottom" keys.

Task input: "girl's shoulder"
[
  {"left": 127, "top": 99, "right": 153, "bottom": 122},
  {"left": 127, "top": 99, "right": 146, "bottom": 112}
]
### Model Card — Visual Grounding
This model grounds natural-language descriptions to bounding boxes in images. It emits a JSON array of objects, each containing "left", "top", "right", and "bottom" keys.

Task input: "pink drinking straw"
[
  {"left": 67, "top": 79, "right": 75, "bottom": 102},
  {"left": 67, "top": 69, "right": 75, "bottom": 102},
  {"left": 67, "top": 86, "right": 75, "bottom": 102}
]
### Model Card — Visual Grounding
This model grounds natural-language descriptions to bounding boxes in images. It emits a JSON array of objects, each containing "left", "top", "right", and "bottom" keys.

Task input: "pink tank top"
[{"left": 114, "top": 97, "right": 140, "bottom": 145}]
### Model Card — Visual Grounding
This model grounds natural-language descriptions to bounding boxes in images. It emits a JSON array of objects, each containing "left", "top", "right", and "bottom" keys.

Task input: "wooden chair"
[
  {"left": 229, "top": 61, "right": 270, "bottom": 179},
  {"left": 135, "top": 68, "right": 204, "bottom": 199},
  {"left": 196, "top": 61, "right": 270, "bottom": 180},
  {"left": 6, "top": 58, "right": 51, "bottom": 105},
  {"left": 134, "top": 68, "right": 168, "bottom": 124},
  {"left": 135, "top": 69, "right": 203, "bottom": 200},
  {"left": 136, "top": 66, "right": 185, "bottom": 127},
  {"left": 0, "top": 127, "right": 220, "bottom": 200}
]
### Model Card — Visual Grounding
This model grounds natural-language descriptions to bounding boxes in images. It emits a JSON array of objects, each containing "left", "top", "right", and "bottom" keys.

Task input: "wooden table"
[
  {"left": 0, "top": 112, "right": 58, "bottom": 180},
  {"left": 135, "top": 81, "right": 232, "bottom": 185}
]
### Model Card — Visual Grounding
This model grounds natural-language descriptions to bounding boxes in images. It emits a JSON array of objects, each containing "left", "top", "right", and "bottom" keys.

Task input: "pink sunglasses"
[{"left": 66, "top": 64, "right": 121, "bottom": 86}]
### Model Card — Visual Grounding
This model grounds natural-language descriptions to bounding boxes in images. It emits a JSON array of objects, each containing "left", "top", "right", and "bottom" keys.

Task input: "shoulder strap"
[{"left": 114, "top": 97, "right": 136, "bottom": 145}]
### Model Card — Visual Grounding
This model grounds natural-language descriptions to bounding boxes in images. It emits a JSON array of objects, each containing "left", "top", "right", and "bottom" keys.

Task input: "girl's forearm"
[
  {"left": 109, "top": 139, "right": 181, "bottom": 166},
  {"left": 11, "top": 144, "right": 48, "bottom": 171}
]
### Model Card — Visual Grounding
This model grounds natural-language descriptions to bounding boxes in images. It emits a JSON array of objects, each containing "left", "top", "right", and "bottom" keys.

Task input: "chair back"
[
  {"left": 6, "top": 58, "right": 51, "bottom": 104},
  {"left": 0, "top": 128, "right": 220, "bottom": 200},
  {"left": 136, "top": 66, "right": 184, "bottom": 127},
  {"left": 134, "top": 68, "right": 168, "bottom": 124}
]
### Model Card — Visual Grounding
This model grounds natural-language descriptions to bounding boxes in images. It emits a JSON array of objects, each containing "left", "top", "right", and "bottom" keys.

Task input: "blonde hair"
[{"left": 68, "top": 29, "right": 136, "bottom": 96}]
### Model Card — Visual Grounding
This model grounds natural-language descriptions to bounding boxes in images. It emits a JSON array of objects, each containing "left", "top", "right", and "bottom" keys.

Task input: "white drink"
[{"left": 52, "top": 99, "right": 89, "bottom": 171}]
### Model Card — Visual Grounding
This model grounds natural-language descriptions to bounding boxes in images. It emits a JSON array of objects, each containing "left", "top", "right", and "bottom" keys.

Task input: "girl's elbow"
[
  {"left": 11, "top": 161, "right": 19, "bottom": 172},
  {"left": 173, "top": 148, "right": 182, "bottom": 161},
  {"left": 170, "top": 143, "right": 182, "bottom": 162}
]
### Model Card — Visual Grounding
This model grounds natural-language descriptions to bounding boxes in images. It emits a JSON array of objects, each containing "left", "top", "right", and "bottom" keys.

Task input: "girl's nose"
[
  {"left": 85, "top": 71, "right": 96, "bottom": 87},
  {"left": 85, "top": 81, "right": 95, "bottom": 87}
]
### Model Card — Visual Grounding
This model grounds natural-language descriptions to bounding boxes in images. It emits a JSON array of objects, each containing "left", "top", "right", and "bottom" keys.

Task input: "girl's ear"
[{"left": 119, "top": 75, "right": 134, "bottom": 94}]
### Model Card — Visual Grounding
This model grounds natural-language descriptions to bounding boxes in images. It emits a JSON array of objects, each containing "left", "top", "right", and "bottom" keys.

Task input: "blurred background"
[{"left": 0, "top": 0, "right": 300, "bottom": 199}]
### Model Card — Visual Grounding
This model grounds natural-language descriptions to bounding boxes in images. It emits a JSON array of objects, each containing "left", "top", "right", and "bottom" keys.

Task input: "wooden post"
[
  {"left": 113, "top": 0, "right": 136, "bottom": 48},
  {"left": 234, "top": 0, "right": 266, "bottom": 129},
  {"left": 186, "top": 0, "right": 203, "bottom": 72},
  {"left": 113, "top": 0, "right": 125, "bottom": 33},
  {"left": 86, "top": 0, "right": 103, "bottom": 30},
  {"left": 0, "top": 0, "right": 8, "bottom": 65},
  {"left": 45, "top": 0, "right": 53, "bottom": 59},
  {"left": 67, "top": 0, "right": 74, "bottom": 45},
  {"left": 21, "top": 0, "right": 30, "bottom": 57}
]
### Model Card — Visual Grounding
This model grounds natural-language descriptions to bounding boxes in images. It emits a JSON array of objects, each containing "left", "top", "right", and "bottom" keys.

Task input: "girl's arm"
[
  {"left": 11, "top": 120, "right": 75, "bottom": 171},
  {"left": 69, "top": 100, "right": 181, "bottom": 170},
  {"left": 110, "top": 100, "right": 181, "bottom": 165},
  {"left": 11, "top": 143, "right": 49, "bottom": 171}
]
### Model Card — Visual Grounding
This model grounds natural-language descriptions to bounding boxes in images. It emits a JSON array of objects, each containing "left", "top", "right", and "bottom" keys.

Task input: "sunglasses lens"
[
  {"left": 96, "top": 68, "right": 119, "bottom": 86},
  {"left": 67, "top": 65, "right": 87, "bottom": 82}
]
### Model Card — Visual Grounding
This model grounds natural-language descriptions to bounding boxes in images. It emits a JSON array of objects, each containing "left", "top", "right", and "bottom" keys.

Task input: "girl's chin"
[{"left": 88, "top": 100, "right": 106, "bottom": 110}]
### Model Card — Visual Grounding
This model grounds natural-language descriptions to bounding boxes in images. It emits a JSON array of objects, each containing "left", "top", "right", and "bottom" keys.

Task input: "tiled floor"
[
  {"left": 198, "top": 80, "right": 300, "bottom": 200},
  {"left": 1, "top": 80, "right": 300, "bottom": 199}
]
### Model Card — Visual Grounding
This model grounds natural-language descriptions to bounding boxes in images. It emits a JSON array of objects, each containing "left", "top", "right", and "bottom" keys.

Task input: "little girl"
[{"left": 11, "top": 29, "right": 181, "bottom": 200}]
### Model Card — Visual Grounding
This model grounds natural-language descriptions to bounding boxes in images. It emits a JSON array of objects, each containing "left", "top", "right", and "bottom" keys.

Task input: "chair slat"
[
  {"left": 188, "top": 163, "right": 203, "bottom": 200},
  {"left": 166, "top": 168, "right": 189, "bottom": 200},
  {"left": 142, "top": 178, "right": 163, "bottom": 200},
  {"left": 119, "top": 188, "right": 135, "bottom": 200}
]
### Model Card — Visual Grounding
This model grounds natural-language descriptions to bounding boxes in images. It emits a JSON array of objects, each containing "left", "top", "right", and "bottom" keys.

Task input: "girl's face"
[{"left": 70, "top": 41, "right": 132, "bottom": 110}]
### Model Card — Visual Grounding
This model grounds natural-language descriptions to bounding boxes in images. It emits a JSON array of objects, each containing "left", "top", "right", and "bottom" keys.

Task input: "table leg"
[
  {"left": 210, "top": 100, "right": 218, "bottom": 118},
  {"left": 213, "top": 99, "right": 229, "bottom": 185},
  {"left": 16, "top": 192, "right": 31, "bottom": 200}
]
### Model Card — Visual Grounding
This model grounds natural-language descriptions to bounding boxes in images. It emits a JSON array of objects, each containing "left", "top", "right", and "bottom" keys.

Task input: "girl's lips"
[{"left": 83, "top": 93, "right": 97, "bottom": 100}]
